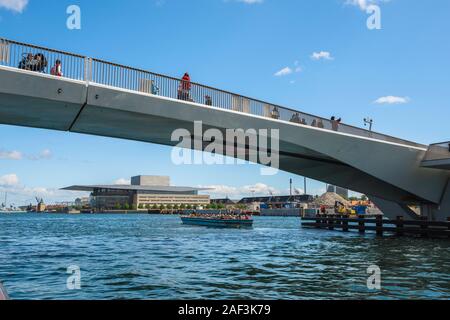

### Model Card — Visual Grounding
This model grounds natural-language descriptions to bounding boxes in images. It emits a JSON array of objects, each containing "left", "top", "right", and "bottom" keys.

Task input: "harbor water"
[{"left": 0, "top": 213, "right": 449, "bottom": 300}]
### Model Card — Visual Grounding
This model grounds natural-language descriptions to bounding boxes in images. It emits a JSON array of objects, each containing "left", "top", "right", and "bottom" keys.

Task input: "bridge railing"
[
  {"left": 0, "top": 37, "right": 424, "bottom": 148},
  {"left": 0, "top": 38, "right": 87, "bottom": 81},
  {"left": 423, "top": 142, "right": 450, "bottom": 162},
  {"left": 90, "top": 58, "right": 423, "bottom": 147}
]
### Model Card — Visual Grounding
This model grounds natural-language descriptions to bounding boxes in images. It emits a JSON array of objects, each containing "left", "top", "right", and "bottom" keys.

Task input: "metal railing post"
[
  {"left": 0, "top": 39, "right": 10, "bottom": 65},
  {"left": 84, "top": 57, "right": 88, "bottom": 82},
  {"left": 89, "top": 58, "right": 93, "bottom": 83},
  {"left": 84, "top": 57, "right": 92, "bottom": 83}
]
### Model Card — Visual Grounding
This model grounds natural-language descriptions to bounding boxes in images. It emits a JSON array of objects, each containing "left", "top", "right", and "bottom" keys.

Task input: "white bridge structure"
[{"left": 0, "top": 38, "right": 449, "bottom": 221}]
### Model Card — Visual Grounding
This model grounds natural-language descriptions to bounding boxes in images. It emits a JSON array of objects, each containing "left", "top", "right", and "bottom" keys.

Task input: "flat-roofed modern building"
[{"left": 62, "top": 175, "right": 211, "bottom": 210}]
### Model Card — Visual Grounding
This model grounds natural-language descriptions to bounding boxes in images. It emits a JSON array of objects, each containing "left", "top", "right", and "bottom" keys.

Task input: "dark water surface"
[{"left": 0, "top": 214, "right": 449, "bottom": 300}]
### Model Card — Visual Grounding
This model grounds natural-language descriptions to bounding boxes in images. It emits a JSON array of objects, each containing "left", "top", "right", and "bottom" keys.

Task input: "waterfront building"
[
  {"left": 63, "top": 176, "right": 210, "bottom": 211},
  {"left": 74, "top": 197, "right": 91, "bottom": 208}
]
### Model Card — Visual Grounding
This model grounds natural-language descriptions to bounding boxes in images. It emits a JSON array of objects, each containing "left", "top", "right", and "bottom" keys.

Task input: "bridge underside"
[
  {"left": 1, "top": 66, "right": 449, "bottom": 220},
  {"left": 422, "top": 159, "right": 450, "bottom": 170}
]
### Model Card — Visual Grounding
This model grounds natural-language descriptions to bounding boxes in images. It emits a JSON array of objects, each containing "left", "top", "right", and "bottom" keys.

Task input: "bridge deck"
[{"left": 0, "top": 37, "right": 424, "bottom": 149}]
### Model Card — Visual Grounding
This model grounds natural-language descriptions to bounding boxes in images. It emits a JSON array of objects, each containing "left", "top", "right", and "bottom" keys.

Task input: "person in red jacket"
[{"left": 178, "top": 72, "right": 191, "bottom": 101}]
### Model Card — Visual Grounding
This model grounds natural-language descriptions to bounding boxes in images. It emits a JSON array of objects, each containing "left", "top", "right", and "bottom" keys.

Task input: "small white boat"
[{"left": 0, "top": 210, "right": 25, "bottom": 214}]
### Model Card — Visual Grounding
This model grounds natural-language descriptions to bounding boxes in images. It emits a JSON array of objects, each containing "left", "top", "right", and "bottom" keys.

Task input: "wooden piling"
[
  {"left": 358, "top": 215, "right": 365, "bottom": 233},
  {"left": 328, "top": 215, "right": 334, "bottom": 230},
  {"left": 396, "top": 216, "right": 404, "bottom": 236},
  {"left": 315, "top": 214, "right": 320, "bottom": 229},
  {"left": 448, "top": 218, "right": 450, "bottom": 239},
  {"left": 375, "top": 215, "right": 383, "bottom": 236},
  {"left": 301, "top": 214, "right": 450, "bottom": 239},
  {"left": 421, "top": 216, "right": 429, "bottom": 237},
  {"left": 342, "top": 215, "right": 349, "bottom": 232}
]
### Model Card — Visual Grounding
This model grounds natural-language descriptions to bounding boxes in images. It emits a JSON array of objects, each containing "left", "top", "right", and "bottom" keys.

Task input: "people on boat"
[
  {"left": 186, "top": 212, "right": 251, "bottom": 220},
  {"left": 178, "top": 72, "right": 191, "bottom": 101},
  {"left": 50, "top": 59, "right": 63, "bottom": 77}
]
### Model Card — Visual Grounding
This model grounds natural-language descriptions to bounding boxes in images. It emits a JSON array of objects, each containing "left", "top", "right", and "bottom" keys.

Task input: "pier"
[{"left": 301, "top": 215, "right": 450, "bottom": 238}]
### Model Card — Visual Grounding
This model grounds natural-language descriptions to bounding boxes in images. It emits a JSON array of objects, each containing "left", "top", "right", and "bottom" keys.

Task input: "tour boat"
[{"left": 181, "top": 214, "right": 253, "bottom": 228}]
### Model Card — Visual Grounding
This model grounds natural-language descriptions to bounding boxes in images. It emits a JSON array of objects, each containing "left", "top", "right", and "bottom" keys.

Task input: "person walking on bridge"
[
  {"left": 178, "top": 72, "right": 191, "bottom": 101},
  {"left": 331, "top": 116, "right": 341, "bottom": 131}
]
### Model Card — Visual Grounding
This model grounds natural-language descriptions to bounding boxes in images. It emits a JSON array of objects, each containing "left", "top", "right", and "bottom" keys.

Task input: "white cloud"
[
  {"left": 0, "top": 149, "right": 22, "bottom": 160},
  {"left": 199, "top": 183, "right": 313, "bottom": 199},
  {"left": 41, "top": 149, "right": 51, "bottom": 158},
  {"left": 236, "top": 0, "right": 263, "bottom": 4},
  {"left": 114, "top": 178, "right": 131, "bottom": 185},
  {"left": 274, "top": 67, "right": 293, "bottom": 77},
  {"left": 374, "top": 96, "right": 410, "bottom": 105},
  {"left": 155, "top": 0, "right": 166, "bottom": 6},
  {"left": 242, "top": 183, "right": 279, "bottom": 195},
  {"left": 38, "top": 149, "right": 52, "bottom": 159},
  {"left": 26, "top": 149, "right": 53, "bottom": 160},
  {"left": 311, "top": 51, "right": 334, "bottom": 61},
  {"left": 0, "top": 174, "right": 87, "bottom": 205},
  {"left": 224, "top": 0, "right": 263, "bottom": 4},
  {"left": 199, "top": 183, "right": 281, "bottom": 199},
  {"left": 0, "top": 148, "right": 53, "bottom": 161},
  {"left": 274, "top": 60, "right": 302, "bottom": 78},
  {"left": 202, "top": 185, "right": 240, "bottom": 196},
  {"left": 0, "top": 0, "right": 29, "bottom": 13},
  {"left": 30, "top": 187, "right": 85, "bottom": 200},
  {"left": 0, "top": 173, "right": 19, "bottom": 186},
  {"left": 345, "top": 0, "right": 390, "bottom": 11}
]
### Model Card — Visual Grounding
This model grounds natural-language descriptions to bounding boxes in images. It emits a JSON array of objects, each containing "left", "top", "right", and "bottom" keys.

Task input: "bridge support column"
[
  {"left": 370, "top": 196, "right": 420, "bottom": 221},
  {"left": 427, "top": 180, "right": 450, "bottom": 221}
]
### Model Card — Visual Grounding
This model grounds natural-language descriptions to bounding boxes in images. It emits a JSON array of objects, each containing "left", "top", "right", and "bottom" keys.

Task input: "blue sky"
[{"left": 1, "top": 0, "right": 450, "bottom": 205}]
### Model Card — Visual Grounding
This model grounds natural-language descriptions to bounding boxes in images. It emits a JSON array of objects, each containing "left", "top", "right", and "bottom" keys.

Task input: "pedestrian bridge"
[{"left": 0, "top": 38, "right": 449, "bottom": 221}]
